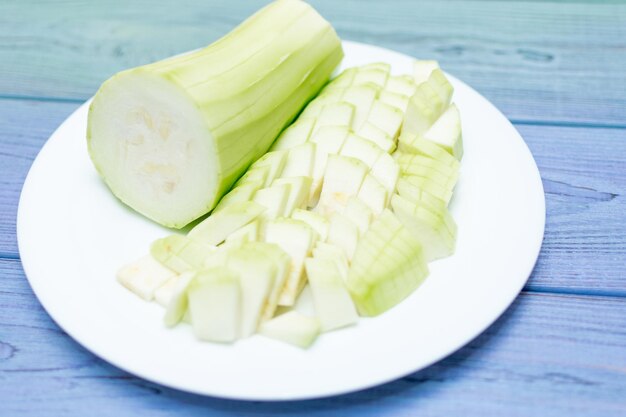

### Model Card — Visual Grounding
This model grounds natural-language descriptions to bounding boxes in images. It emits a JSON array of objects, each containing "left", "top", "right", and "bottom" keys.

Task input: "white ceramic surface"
[{"left": 17, "top": 41, "right": 545, "bottom": 401}]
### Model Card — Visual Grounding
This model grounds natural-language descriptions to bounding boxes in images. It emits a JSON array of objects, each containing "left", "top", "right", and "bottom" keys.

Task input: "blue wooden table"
[{"left": 1, "top": 1, "right": 625, "bottom": 415}]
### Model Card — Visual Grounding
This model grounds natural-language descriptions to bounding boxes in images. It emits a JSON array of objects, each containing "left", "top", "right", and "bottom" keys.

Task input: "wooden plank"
[
  {"left": 518, "top": 124, "right": 626, "bottom": 295},
  {"left": 1, "top": 98, "right": 624, "bottom": 292},
  {"left": 0, "top": 99, "right": 81, "bottom": 257},
  {"left": 1, "top": 0, "right": 625, "bottom": 124},
  {"left": 1, "top": 258, "right": 625, "bottom": 416}
]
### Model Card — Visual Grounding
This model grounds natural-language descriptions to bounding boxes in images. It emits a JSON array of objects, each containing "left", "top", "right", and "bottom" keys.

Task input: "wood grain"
[
  {"left": 1, "top": 258, "right": 625, "bottom": 416},
  {"left": 1, "top": 98, "right": 624, "bottom": 293},
  {"left": 1, "top": 1, "right": 625, "bottom": 124}
]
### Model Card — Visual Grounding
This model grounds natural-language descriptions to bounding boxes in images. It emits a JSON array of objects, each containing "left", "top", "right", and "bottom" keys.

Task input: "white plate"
[{"left": 17, "top": 41, "right": 545, "bottom": 401}]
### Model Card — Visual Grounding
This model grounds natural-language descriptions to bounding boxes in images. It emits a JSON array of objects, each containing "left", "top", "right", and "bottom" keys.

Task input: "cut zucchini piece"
[
  {"left": 379, "top": 91, "right": 410, "bottom": 113},
  {"left": 360, "top": 62, "right": 391, "bottom": 73},
  {"left": 281, "top": 142, "right": 316, "bottom": 178},
  {"left": 305, "top": 258, "right": 358, "bottom": 331},
  {"left": 342, "top": 197, "right": 373, "bottom": 235},
  {"left": 214, "top": 180, "right": 263, "bottom": 212},
  {"left": 396, "top": 180, "right": 447, "bottom": 212},
  {"left": 154, "top": 275, "right": 181, "bottom": 307},
  {"left": 253, "top": 184, "right": 291, "bottom": 220},
  {"left": 291, "top": 208, "right": 330, "bottom": 241},
  {"left": 413, "top": 60, "right": 440, "bottom": 84},
  {"left": 347, "top": 210, "right": 428, "bottom": 316},
  {"left": 312, "top": 242, "right": 349, "bottom": 281},
  {"left": 225, "top": 220, "right": 260, "bottom": 245},
  {"left": 423, "top": 104, "right": 463, "bottom": 160},
  {"left": 117, "top": 255, "right": 177, "bottom": 301},
  {"left": 400, "top": 174, "right": 453, "bottom": 205},
  {"left": 357, "top": 173, "right": 388, "bottom": 215},
  {"left": 151, "top": 234, "right": 217, "bottom": 273},
  {"left": 270, "top": 119, "right": 315, "bottom": 151},
  {"left": 188, "top": 201, "right": 265, "bottom": 244},
  {"left": 273, "top": 176, "right": 313, "bottom": 217},
  {"left": 264, "top": 219, "right": 316, "bottom": 306},
  {"left": 343, "top": 84, "right": 380, "bottom": 130},
  {"left": 385, "top": 75, "right": 417, "bottom": 97},
  {"left": 327, "top": 212, "right": 360, "bottom": 260},
  {"left": 402, "top": 69, "right": 453, "bottom": 136},
  {"left": 356, "top": 122, "right": 396, "bottom": 153},
  {"left": 249, "top": 150, "right": 288, "bottom": 185},
  {"left": 353, "top": 68, "right": 389, "bottom": 88},
  {"left": 259, "top": 311, "right": 320, "bottom": 349},
  {"left": 317, "top": 155, "right": 368, "bottom": 215},
  {"left": 398, "top": 131, "right": 460, "bottom": 168},
  {"left": 326, "top": 67, "right": 357, "bottom": 90},
  {"left": 367, "top": 100, "right": 404, "bottom": 139},
  {"left": 340, "top": 133, "right": 383, "bottom": 168},
  {"left": 249, "top": 242, "right": 292, "bottom": 322},
  {"left": 235, "top": 165, "right": 271, "bottom": 188},
  {"left": 309, "top": 126, "right": 350, "bottom": 205},
  {"left": 187, "top": 267, "right": 241, "bottom": 343},
  {"left": 226, "top": 247, "right": 277, "bottom": 337},
  {"left": 163, "top": 271, "right": 196, "bottom": 327},
  {"left": 396, "top": 152, "right": 460, "bottom": 178},
  {"left": 391, "top": 194, "right": 457, "bottom": 261},
  {"left": 398, "top": 161, "right": 458, "bottom": 192},
  {"left": 312, "top": 102, "right": 354, "bottom": 134},
  {"left": 370, "top": 152, "right": 400, "bottom": 198}
]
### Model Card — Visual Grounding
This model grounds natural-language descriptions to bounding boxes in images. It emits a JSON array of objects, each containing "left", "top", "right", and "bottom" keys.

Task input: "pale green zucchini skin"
[{"left": 87, "top": 0, "right": 343, "bottom": 228}]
